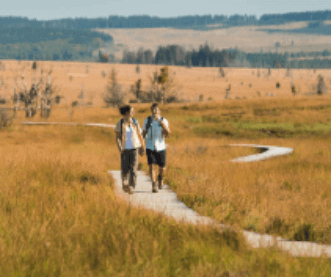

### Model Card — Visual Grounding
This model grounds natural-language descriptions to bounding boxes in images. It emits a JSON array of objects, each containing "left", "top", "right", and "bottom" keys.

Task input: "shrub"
[
  {"left": 0, "top": 109, "right": 12, "bottom": 128},
  {"left": 317, "top": 75, "right": 327, "bottom": 95},
  {"left": 292, "top": 223, "right": 316, "bottom": 242},
  {"left": 31, "top": 61, "right": 37, "bottom": 70},
  {"left": 103, "top": 68, "right": 124, "bottom": 107},
  {"left": 219, "top": 67, "right": 226, "bottom": 78},
  {"left": 98, "top": 52, "right": 110, "bottom": 63}
]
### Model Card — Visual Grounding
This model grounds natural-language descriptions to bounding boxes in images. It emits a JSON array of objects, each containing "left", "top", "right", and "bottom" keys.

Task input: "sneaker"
[
  {"left": 152, "top": 182, "right": 158, "bottom": 193},
  {"left": 122, "top": 184, "right": 129, "bottom": 193}
]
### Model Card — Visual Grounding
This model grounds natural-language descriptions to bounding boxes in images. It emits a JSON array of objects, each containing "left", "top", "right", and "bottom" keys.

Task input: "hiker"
[
  {"left": 142, "top": 103, "right": 171, "bottom": 193},
  {"left": 115, "top": 105, "right": 145, "bottom": 194}
]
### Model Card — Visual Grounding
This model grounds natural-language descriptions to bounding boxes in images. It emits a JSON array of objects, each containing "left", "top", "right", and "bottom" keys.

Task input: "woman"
[{"left": 115, "top": 105, "right": 145, "bottom": 194}]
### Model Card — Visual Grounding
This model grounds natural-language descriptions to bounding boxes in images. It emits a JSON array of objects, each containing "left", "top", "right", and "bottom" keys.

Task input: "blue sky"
[{"left": 1, "top": 0, "right": 331, "bottom": 20}]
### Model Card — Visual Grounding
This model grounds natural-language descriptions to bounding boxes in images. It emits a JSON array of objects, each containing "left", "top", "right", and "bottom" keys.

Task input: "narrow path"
[{"left": 21, "top": 122, "right": 331, "bottom": 258}]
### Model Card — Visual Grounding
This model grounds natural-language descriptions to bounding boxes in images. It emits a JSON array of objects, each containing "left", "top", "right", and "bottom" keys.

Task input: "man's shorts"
[{"left": 146, "top": 149, "right": 166, "bottom": 167}]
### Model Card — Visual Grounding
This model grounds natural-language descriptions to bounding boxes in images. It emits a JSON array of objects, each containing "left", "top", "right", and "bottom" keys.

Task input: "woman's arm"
[
  {"left": 116, "top": 132, "right": 123, "bottom": 153},
  {"left": 136, "top": 123, "right": 145, "bottom": 150}
]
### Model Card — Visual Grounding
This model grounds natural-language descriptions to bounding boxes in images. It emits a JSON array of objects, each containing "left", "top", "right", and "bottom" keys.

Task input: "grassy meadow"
[
  {"left": 0, "top": 60, "right": 330, "bottom": 108},
  {"left": 1, "top": 61, "right": 331, "bottom": 275}
]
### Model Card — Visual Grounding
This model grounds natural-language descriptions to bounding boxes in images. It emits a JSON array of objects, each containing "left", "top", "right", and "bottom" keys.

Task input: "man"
[
  {"left": 142, "top": 103, "right": 170, "bottom": 193},
  {"left": 115, "top": 105, "right": 145, "bottom": 194}
]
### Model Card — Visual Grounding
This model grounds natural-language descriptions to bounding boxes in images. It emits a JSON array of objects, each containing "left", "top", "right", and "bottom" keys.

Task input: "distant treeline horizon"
[
  {"left": 1, "top": 10, "right": 331, "bottom": 30},
  {"left": 121, "top": 44, "right": 331, "bottom": 69}
]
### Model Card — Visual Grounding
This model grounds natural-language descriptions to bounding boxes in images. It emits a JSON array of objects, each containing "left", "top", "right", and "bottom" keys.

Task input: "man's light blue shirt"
[{"left": 143, "top": 116, "right": 169, "bottom": 151}]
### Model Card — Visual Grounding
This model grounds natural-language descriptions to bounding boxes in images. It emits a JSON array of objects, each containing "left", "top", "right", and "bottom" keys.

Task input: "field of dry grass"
[
  {"left": 94, "top": 21, "right": 331, "bottom": 56},
  {"left": 0, "top": 60, "right": 330, "bottom": 110},
  {"left": 153, "top": 97, "right": 331, "bottom": 244},
  {"left": 2, "top": 60, "right": 331, "bottom": 275},
  {"left": 1, "top": 107, "right": 331, "bottom": 275}
]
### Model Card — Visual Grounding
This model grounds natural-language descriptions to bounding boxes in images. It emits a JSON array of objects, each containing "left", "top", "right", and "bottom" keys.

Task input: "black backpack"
[{"left": 144, "top": 116, "right": 164, "bottom": 138}]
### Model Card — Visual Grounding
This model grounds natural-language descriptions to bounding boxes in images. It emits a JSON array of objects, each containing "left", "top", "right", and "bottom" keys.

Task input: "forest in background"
[
  {"left": 0, "top": 10, "right": 331, "bottom": 67},
  {"left": 122, "top": 44, "right": 331, "bottom": 69},
  {"left": 0, "top": 10, "right": 331, "bottom": 30},
  {"left": 0, "top": 27, "right": 112, "bottom": 61}
]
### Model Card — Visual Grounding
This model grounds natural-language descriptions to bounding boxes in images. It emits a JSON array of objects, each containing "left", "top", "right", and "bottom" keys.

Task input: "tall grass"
[
  {"left": 1, "top": 119, "right": 331, "bottom": 276},
  {"left": 149, "top": 97, "right": 331, "bottom": 244}
]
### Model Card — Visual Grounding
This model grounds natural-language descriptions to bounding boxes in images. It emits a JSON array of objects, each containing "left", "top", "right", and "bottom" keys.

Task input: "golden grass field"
[
  {"left": 94, "top": 21, "right": 331, "bottom": 57},
  {"left": 2, "top": 60, "right": 331, "bottom": 275},
  {"left": 1, "top": 60, "right": 330, "bottom": 109}
]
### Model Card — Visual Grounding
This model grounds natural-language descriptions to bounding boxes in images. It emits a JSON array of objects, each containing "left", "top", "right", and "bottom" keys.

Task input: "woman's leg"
[
  {"left": 121, "top": 151, "right": 130, "bottom": 192},
  {"left": 129, "top": 149, "right": 138, "bottom": 188}
]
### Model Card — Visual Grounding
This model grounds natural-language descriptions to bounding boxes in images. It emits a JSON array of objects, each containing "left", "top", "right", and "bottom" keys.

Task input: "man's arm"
[
  {"left": 142, "top": 118, "right": 148, "bottom": 138},
  {"left": 160, "top": 119, "right": 170, "bottom": 137}
]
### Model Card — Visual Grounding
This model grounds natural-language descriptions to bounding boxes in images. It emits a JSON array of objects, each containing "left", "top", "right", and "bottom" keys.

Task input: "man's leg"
[
  {"left": 158, "top": 166, "right": 165, "bottom": 189},
  {"left": 149, "top": 163, "right": 158, "bottom": 193},
  {"left": 157, "top": 150, "right": 166, "bottom": 190},
  {"left": 147, "top": 149, "right": 158, "bottom": 193},
  {"left": 149, "top": 164, "right": 156, "bottom": 183}
]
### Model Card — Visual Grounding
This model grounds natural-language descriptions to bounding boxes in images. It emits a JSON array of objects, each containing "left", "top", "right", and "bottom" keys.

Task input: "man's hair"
[
  {"left": 119, "top": 105, "right": 132, "bottom": 116},
  {"left": 150, "top": 103, "right": 159, "bottom": 111}
]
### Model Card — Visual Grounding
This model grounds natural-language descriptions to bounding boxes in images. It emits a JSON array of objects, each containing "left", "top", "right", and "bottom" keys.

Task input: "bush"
[
  {"left": 317, "top": 75, "right": 327, "bottom": 95},
  {"left": 0, "top": 109, "right": 12, "bottom": 128},
  {"left": 292, "top": 223, "right": 316, "bottom": 242},
  {"left": 103, "top": 68, "right": 124, "bottom": 107}
]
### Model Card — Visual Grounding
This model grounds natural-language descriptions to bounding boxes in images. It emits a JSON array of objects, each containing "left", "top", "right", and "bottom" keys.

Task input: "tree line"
[
  {"left": 121, "top": 44, "right": 331, "bottom": 69},
  {"left": 0, "top": 27, "right": 112, "bottom": 61},
  {"left": 260, "top": 10, "right": 331, "bottom": 24},
  {"left": 0, "top": 10, "right": 331, "bottom": 30}
]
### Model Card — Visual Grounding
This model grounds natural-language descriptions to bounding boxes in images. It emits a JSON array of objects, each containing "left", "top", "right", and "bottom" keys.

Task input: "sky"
[{"left": 1, "top": 0, "right": 331, "bottom": 21}]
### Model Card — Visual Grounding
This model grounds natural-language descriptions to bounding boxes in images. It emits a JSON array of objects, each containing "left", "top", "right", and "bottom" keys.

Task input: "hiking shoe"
[
  {"left": 158, "top": 178, "right": 163, "bottom": 190},
  {"left": 122, "top": 184, "right": 129, "bottom": 193},
  {"left": 152, "top": 182, "right": 158, "bottom": 193},
  {"left": 128, "top": 186, "right": 134, "bottom": 194}
]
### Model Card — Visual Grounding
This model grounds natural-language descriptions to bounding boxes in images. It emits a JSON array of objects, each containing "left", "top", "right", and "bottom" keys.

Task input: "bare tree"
[{"left": 103, "top": 68, "right": 124, "bottom": 107}]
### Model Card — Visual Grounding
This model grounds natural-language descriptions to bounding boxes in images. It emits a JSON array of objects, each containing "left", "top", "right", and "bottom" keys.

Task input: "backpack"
[
  {"left": 144, "top": 116, "right": 165, "bottom": 138},
  {"left": 120, "top": 118, "right": 138, "bottom": 135}
]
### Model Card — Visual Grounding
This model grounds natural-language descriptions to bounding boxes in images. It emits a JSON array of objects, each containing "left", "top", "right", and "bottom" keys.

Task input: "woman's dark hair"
[
  {"left": 150, "top": 103, "right": 159, "bottom": 111},
  {"left": 119, "top": 105, "right": 132, "bottom": 116}
]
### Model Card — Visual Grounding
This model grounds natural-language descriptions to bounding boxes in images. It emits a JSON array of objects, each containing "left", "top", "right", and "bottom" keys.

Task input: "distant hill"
[{"left": 0, "top": 27, "right": 113, "bottom": 61}]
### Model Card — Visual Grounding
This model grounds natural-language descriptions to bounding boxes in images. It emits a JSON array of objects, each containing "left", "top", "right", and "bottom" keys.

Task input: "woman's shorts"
[{"left": 146, "top": 149, "right": 166, "bottom": 167}]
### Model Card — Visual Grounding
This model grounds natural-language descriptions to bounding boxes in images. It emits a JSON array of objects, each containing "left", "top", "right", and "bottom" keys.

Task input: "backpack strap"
[
  {"left": 121, "top": 118, "right": 138, "bottom": 135},
  {"left": 120, "top": 118, "right": 124, "bottom": 135},
  {"left": 144, "top": 116, "right": 152, "bottom": 138},
  {"left": 144, "top": 116, "right": 164, "bottom": 138}
]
